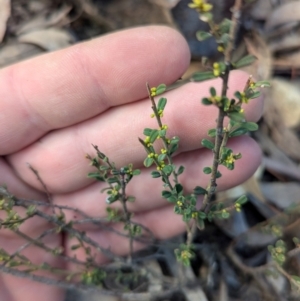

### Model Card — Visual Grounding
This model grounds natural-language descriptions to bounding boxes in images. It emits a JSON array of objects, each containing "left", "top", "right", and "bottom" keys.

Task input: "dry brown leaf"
[
  {"left": 274, "top": 50, "right": 300, "bottom": 70},
  {"left": 242, "top": 32, "right": 272, "bottom": 81},
  {"left": 18, "top": 28, "right": 74, "bottom": 51},
  {"left": 261, "top": 182, "right": 300, "bottom": 209},
  {"left": 0, "top": 0, "right": 11, "bottom": 42},
  {"left": 269, "top": 33, "right": 300, "bottom": 53},
  {"left": 0, "top": 42, "right": 43, "bottom": 67},
  {"left": 263, "top": 90, "right": 300, "bottom": 161},
  {"left": 265, "top": 2, "right": 300, "bottom": 33},
  {"left": 268, "top": 78, "right": 300, "bottom": 128},
  {"left": 263, "top": 157, "right": 300, "bottom": 181},
  {"left": 255, "top": 130, "right": 300, "bottom": 180},
  {"left": 250, "top": 0, "right": 273, "bottom": 20},
  {"left": 16, "top": 4, "right": 72, "bottom": 35}
]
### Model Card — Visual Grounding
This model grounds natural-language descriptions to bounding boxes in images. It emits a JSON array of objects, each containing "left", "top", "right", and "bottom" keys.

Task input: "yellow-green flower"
[
  {"left": 225, "top": 153, "right": 235, "bottom": 165},
  {"left": 192, "top": 212, "right": 198, "bottom": 218},
  {"left": 235, "top": 203, "right": 241, "bottom": 212},
  {"left": 188, "top": 0, "right": 213, "bottom": 13},
  {"left": 213, "top": 62, "right": 221, "bottom": 77},
  {"left": 240, "top": 92, "right": 249, "bottom": 104},
  {"left": 177, "top": 201, "right": 183, "bottom": 207},
  {"left": 209, "top": 95, "right": 222, "bottom": 104},
  {"left": 217, "top": 45, "right": 225, "bottom": 53},
  {"left": 150, "top": 87, "right": 157, "bottom": 97}
]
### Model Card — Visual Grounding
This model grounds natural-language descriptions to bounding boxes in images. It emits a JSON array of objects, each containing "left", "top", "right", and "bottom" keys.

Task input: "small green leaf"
[
  {"left": 162, "top": 165, "right": 173, "bottom": 175},
  {"left": 192, "top": 71, "right": 215, "bottom": 82},
  {"left": 144, "top": 157, "right": 154, "bottom": 167},
  {"left": 198, "top": 211, "right": 206, "bottom": 219},
  {"left": 169, "top": 143, "right": 178, "bottom": 155},
  {"left": 132, "top": 169, "right": 141, "bottom": 176},
  {"left": 203, "top": 167, "right": 212, "bottom": 174},
  {"left": 87, "top": 172, "right": 105, "bottom": 182},
  {"left": 157, "top": 97, "right": 167, "bottom": 111},
  {"left": 210, "top": 87, "right": 216, "bottom": 96},
  {"left": 254, "top": 80, "right": 271, "bottom": 88},
  {"left": 243, "top": 122, "right": 258, "bottom": 131},
  {"left": 221, "top": 211, "right": 230, "bottom": 219},
  {"left": 107, "top": 177, "right": 119, "bottom": 184},
  {"left": 174, "top": 183, "right": 183, "bottom": 194},
  {"left": 158, "top": 153, "right": 166, "bottom": 162},
  {"left": 219, "top": 18, "right": 232, "bottom": 34},
  {"left": 159, "top": 129, "right": 166, "bottom": 137},
  {"left": 228, "top": 112, "right": 245, "bottom": 122},
  {"left": 156, "top": 84, "right": 166, "bottom": 95},
  {"left": 202, "top": 97, "right": 213, "bottom": 105},
  {"left": 234, "top": 91, "right": 242, "bottom": 100},
  {"left": 233, "top": 55, "right": 257, "bottom": 68},
  {"left": 220, "top": 33, "right": 230, "bottom": 45},
  {"left": 143, "top": 128, "right": 152, "bottom": 136},
  {"left": 170, "top": 136, "right": 180, "bottom": 144},
  {"left": 216, "top": 171, "right": 222, "bottom": 178},
  {"left": 151, "top": 171, "right": 161, "bottom": 178},
  {"left": 149, "top": 130, "right": 159, "bottom": 143},
  {"left": 127, "top": 196, "right": 136, "bottom": 202},
  {"left": 194, "top": 186, "right": 207, "bottom": 195},
  {"left": 249, "top": 90, "right": 261, "bottom": 99},
  {"left": 235, "top": 195, "right": 248, "bottom": 205},
  {"left": 106, "top": 195, "right": 119, "bottom": 204},
  {"left": 71, "top": 244, "right": 81, "bottom": 250},
  {"left": 177, "top": 165, "right": 185, "bottom": 175},
  {"left": 162, "top": 190, "right": 172, "bottom": 199},
  {"left": 229, "top": 128, "right": 249, "bottom": 137},
  {"left": 196, "top": 31, "right": 212, "bottom": 41},
  {"left": 99, "top": 165, "right": 109, "bottom": 171},
  {"left": 201, "top": 138, "right": 214, "bottom": 150},
  {"left": 26, "top": 205, "right": 36, "bottom": 216},
  {"left": 168, "top": 195, "right": 177, "bottom": 203},
  {"left": 207, "top": 128, "right": 216, "bottom": 137}
]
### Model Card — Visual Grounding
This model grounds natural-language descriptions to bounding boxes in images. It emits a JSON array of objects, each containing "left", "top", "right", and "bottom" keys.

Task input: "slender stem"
[
  {"left": 119, "top": 170, "right": 134, "bottom": 264},
  {"left": 201, "top": 0, "right": 242, "bottom": 213}
]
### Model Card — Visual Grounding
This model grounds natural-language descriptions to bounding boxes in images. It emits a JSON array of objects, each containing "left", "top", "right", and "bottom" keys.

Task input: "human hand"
[{"left": 0, "top": 26, "right": 263, "bottom": 301}]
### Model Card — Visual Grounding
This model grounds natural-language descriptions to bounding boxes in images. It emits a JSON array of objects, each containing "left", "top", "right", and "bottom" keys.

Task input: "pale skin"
[{"left": 0, "top": 26, "right": 263, "bottom": 301}]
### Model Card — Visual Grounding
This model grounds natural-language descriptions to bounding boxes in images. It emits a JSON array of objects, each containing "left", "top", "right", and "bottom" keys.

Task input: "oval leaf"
[
  {"left": 156, "top": 84, "right": 166, "bottom": 95},
  {"left": 233, "top": 55, "right": 257, "bottom": 68},
  {"left": 158, "top": 97, "right": 167, "bottom": 111},
  {"left": 144, "top": 157, "right": 154, "bottom": 167},
  {"left": 235, "top": 195, "right": 248, "bottom": 205},
  {"left": 201, "top": 138, "right": 214, "bottom": 150},
  {"left": 203, "top": 167, "right": 212, "bottom": 174},
  {"left": 194, "top": 186, "right": 207, "bottom": 195},
  {"left": 196, "top": 31, "right": 212, "bottom": 41},
  {"left": 192, "top": 71, "right": 215, "bottom": 82}
]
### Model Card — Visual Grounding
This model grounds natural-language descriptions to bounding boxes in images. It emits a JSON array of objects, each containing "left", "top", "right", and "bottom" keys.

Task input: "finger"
[
  {"left": 8, "top": 70, "right": 263, "bottom": 193},
  {"left": 0, "top": 26, "right": 190, "bottom": 154},
  {"left": 55, "top": 136, "right": 261, "bottom": 225}
]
